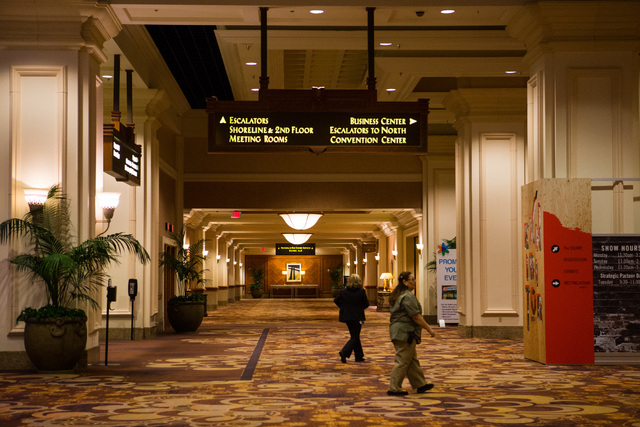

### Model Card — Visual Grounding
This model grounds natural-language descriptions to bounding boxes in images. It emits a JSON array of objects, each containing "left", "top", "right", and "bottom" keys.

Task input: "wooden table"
[{"left": 269, "top": 285, "right": 319, "bottom": 299}]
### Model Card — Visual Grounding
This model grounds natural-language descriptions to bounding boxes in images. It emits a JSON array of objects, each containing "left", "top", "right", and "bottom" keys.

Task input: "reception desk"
[{"left": 270, "top": 284, "right": 319, "bottom": 299}]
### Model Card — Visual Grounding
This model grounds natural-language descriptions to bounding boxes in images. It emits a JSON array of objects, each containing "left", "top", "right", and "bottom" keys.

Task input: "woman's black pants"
[{"left": 340, "top": 320, "right": 364, "bottom": 360}]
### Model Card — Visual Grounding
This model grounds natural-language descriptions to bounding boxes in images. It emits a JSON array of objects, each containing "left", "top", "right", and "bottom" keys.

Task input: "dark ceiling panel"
[
  {"left": 413, "top": 76, "right": 528, "bottom": 92},
  {"left": 146, "top": 25, "right": 234, "bottom": 109}
]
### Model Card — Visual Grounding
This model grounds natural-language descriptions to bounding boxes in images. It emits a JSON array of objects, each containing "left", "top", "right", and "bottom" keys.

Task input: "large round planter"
[
  {"left": 167, "top": 300, "right": 205, "bottom": 333},
  {"left": 250, "top": 289, "right": 263, "bottom": 299},
  {"left": 23, "top": 316, "right": 87, "bottom": 372}
]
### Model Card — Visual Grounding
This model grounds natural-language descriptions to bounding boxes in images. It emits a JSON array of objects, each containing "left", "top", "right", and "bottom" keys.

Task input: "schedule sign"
[{"left": 210, "top": 112, "right": 422, "bottom": 151}]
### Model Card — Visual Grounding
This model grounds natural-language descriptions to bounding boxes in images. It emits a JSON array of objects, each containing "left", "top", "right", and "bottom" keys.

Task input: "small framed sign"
[{"left": 285, "top": 263, "right": 302, "bottom": 282}]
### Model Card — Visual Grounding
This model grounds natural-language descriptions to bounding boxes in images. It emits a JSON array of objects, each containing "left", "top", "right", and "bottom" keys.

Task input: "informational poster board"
[
  {"left": 522, "top": 178, "right": 594, "bottom": 364},
  {"left": 436, "top": 248, "right": 459, "bottom": 323},
  {"left": 593, "top": 235, "right": 640, "bottom": 356}
]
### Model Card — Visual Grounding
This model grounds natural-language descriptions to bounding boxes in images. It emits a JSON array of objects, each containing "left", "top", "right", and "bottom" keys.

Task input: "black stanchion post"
[
  {"left": 105, "top": 279, "right": 117, "bottom": 366},
  {"left": 128, "top": 279, "right": 138, "bottom": 341}
]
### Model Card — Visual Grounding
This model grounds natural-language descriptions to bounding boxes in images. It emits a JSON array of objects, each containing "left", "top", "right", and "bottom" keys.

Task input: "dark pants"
[{"left": 340, "top": 321, "right": 364, "bottom": 360}]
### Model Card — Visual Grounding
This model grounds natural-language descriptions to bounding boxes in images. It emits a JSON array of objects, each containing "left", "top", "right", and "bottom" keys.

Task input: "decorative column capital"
[
  {"left": 507, "top": 1, "right": 640, "bottom": 65},
  {"left": 0, "top": 2, "right": 122, "bottom": 62}
]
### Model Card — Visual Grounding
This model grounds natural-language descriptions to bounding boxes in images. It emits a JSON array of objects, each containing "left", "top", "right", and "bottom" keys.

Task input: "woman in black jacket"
[{"left": 334, "top": 274, "right": 370, "bottom": 363}]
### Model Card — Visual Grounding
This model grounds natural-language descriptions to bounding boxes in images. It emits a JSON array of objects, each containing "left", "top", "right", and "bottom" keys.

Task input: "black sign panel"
[
  {"left": 210, "top": 112, "right": 421, "bottom": 151},
  {"left": 592, "top": 235, "right": 640, "bottom": 353},
  {"left": 276, "top": 243, "right": 316, "bottom": 255}
]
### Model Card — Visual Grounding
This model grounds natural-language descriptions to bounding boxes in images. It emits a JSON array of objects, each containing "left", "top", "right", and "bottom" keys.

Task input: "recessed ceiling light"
[
  {"left": 251, "top": 88, "right": 259, "bottom": 92},
  {"left": 379, "top": 42, "right": 393, "bottom": 46},
  {"left": 386, "top": 88, "right": 396, "bottom": 92},
  {"left": 441, "top": 9, "right": 455, "bottom": 14},
  {"left": 310, "top": 10, "right": 324, "bottom": 15},
  {"left": 505, "top": 70, "right": 517, "bottom": 74},
  {"left": 101, "top": 74, "right": 113, "bottom": 79},
  {"left": 245, "top": 62, "right": 257, "bottom": 66}
]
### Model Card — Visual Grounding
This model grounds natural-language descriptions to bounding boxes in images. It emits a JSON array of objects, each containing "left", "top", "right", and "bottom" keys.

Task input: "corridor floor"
[{"left": 1, "top": 298, "right": 638, "bottom": 426}]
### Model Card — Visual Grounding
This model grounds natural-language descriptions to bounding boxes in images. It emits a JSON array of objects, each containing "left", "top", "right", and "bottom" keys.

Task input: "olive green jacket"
[{"left": 389, "top": 290, "right": 422, "bottom": 343}]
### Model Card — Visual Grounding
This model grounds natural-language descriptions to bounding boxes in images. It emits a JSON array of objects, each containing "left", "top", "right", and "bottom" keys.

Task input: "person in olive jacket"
[{"left": 334, "top": 274, "right": 370, "bottom": 363}]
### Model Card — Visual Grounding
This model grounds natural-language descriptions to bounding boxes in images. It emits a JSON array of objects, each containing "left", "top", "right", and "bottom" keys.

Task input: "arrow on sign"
[
  {"left": 220, "top": 117, "right": 226, "bottom": 124},
  {"left": 410, "top": 118, "right": 417, "bottom": 125}
]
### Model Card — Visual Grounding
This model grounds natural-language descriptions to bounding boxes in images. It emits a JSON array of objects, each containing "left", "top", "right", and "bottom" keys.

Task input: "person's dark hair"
[{"left": 389, "top": 271, "right": 413, "bottom": 306}]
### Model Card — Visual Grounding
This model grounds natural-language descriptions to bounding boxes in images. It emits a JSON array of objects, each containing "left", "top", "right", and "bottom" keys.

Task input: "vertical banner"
[{"left": 436, "top": 248, "right": 459, "bottom": 323}]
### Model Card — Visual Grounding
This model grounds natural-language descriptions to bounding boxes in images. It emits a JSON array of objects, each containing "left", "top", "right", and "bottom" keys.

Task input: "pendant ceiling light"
[
  {"left": 282, "top": 233, "right": 312, "bottom": 245},
  {"left": 279, "top": 213, "right": 323, "bottom": 230}
]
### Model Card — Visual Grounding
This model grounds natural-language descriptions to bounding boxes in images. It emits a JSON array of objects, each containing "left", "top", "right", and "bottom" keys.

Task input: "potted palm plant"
[
  {"left": 328, "top": 264, "right": 344, "bottom": 297},
  {"left": 248, "top": 267, "right": 265, "bottom": 298},
  {"left": 159, "top": 228, "right": 209, "bottom": 333},
  {"left": 0, "top": 185, "right": 150, "bottom": 371}
]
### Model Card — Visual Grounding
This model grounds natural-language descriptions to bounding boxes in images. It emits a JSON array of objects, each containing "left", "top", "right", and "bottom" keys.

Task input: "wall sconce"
[
  {"left": 416, "top": 243, "right": 423, "bottom": 255},
  {"left": 98, "top": 192, "right": 120, "bottom": 221},
  {"left": 216, "top": 254, "right": 221, "bottom": 263},
  {"left": 380, "top": 272, "right": 394, "bottom": 292},
  {"left": 24, "top": 189, "right": 48, "bottom": 213},
  {"left": 183, "top": 244, "right": 190, "bottom": 250},
  {"left": 363, "top": 258, "right": 367, "bottom": 264},
  {"left": 392, "top": 250, "right": 398, "bottom": 259},
  {"left": 97, "top": 192, "right": 120, "bottom": 236},
  {"left": 226, "top": 258, "right": 230, "bottom": 263},
  {"left": 239, "top": 262, "right": 243, "bottom": 267},
  {"left": 279, "top": 213, "right": 322, "bottom": 230},
  {"left": 203, "top": 250, "right": 209, "bottom": 257},
  {"left": 282, "top": 233, "right": 312, "bottom": 244},
  {"left": 375, "top": 254, "right": 380, "bottom": 262},
  {"left": 233, "top": 261, "right": 237, "bottom": 265},
  {"left": 346, "top": 262, "right": 350, "bottom": 267}
]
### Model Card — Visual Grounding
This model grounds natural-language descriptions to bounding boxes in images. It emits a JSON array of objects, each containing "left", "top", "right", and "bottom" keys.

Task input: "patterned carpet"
[{"left": 1, "top": 299, "right": 639, "bottom": 426}]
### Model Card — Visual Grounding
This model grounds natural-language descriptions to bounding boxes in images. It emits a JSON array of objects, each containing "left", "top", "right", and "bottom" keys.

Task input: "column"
[
  {"left": 0, "top": 4, "right": 121, "bottom": 368},
  {"left": 508, "top": 1, "right": 640, "bottom": 234},
  {"left": 443, "top": 88, "right": 527, "bottom": 339},
  {"left": 421, "top": 147, "right": 456, "bottom": 319}
]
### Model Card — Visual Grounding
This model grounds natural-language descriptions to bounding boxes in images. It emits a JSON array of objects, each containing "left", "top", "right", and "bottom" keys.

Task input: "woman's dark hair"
[{"left": 389, "top": 271, "right": 413, "bottom": 306}]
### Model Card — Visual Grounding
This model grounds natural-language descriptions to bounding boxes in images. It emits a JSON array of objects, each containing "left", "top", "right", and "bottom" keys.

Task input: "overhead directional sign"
[
  {"left": 103, "top": 122, "right": 141, "bottom": 186},
  {"left": 210, "top": 112, "right": 422, "bottom": 151},
  {"left": 276, "top": 243, "right": 316, "bottom": 255},
  {"left": 207, "top": 89, "right": 429, "bottom": 153}
]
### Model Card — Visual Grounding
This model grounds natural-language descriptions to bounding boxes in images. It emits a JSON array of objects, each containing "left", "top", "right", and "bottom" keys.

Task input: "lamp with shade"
[{"left": 380, "top": 272, "right": 394, "bottom": 291}]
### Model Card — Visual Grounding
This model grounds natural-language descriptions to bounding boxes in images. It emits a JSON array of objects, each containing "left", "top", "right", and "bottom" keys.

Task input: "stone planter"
[
  {"left": 23, "top": 316, "right": 87, "bottom": 371},
  {"left": 250, "top": 288, "right": 263, "bottom": 299},
  {"left": 167, "top": 300, "right": 205, "bottom": 333}
]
